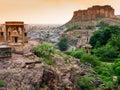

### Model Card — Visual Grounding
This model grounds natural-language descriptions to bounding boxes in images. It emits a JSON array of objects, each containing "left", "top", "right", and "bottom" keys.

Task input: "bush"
[
  {"left": 57, "top": 38, "right": 68, "bottom": 51},
  {"left": 34, "top": 43, "right": 56, "bottom": 65},
  {"left": 113, "top": 59, "right": 120, "bottom": 75},
  {"left": 93, "top": 44, "right": 118, "bottom": 62},
  {"left": 39, "top": 81, "right": 46, "bottom": 88},
  {"left": 77, "top": 75, "right": 95, "bottom": 90},
  {"left": 80, "top": 54, "right": 100, "bottom": 67},
  {"left": 109, "top": 34, "right": 120, "bottom": 51},
  {"left": 34, "top": 43, "right": 56, "bottom": 58},
  {"left": 94, "top": 64, "right": 114, "bottom": 88},
  {"left": 70, "top": 49, "right": 85, "bottom": 59},
  {"left": 94, "top": 64, "right": 114, "bottom": 77},
  {"left": 0, "top": 80, "right": 5, "bottom": 87}
]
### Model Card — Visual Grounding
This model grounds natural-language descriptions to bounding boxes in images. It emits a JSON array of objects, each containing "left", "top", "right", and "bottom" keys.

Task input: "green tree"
[
  {"left": 94, "top": 41, "right": 101, "bottom": 48},
  {"left": 109, "top": 34, "right": 120, "bottom": 51},
  {"left": 58, "top": 38, "right": 68, "bottom": 51},
  {"left": 89, "top": 26, "right": 120, "bottom": 48}
]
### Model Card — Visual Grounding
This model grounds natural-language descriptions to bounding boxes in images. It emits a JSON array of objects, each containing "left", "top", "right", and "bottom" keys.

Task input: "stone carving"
[{"left": 71, "top": 5, "right": 114, "bottom": 21}]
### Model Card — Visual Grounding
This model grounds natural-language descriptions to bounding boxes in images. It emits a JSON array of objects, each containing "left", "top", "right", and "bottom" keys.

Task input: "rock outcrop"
[
  {"left": 0, "top": 40, "right": 101, "bottom": 90},
  {"left": 0, "top": 54, "right": 94, "bottom": 90}
]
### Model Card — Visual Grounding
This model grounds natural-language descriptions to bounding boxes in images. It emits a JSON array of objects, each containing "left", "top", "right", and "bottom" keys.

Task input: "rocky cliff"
[{"left": 65, "top": 5, "right": 120, "bottom": 29}]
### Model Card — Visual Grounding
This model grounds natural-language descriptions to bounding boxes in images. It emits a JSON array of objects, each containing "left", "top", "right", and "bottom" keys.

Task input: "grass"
[{"left": 42, "top": 57, "right": 55, "bottom": 66}]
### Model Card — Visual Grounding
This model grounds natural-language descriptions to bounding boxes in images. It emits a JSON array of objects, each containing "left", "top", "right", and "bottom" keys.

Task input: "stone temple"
[{"left": 0, "top": 21, "right": 28, "bottom": 58}]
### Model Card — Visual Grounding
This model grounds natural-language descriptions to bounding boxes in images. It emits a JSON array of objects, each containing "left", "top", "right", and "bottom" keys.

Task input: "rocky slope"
[
  {"left": 59, "top": 30, "right": 94, "bottom": 49},
  {"left": 0, "top": 40, "right": 101, "bottom": 90}
]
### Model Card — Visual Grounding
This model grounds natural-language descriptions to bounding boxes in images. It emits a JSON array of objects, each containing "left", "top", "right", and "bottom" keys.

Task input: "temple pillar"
[{"left": 22, "top": 27, "right": 25, "bottom": 45}]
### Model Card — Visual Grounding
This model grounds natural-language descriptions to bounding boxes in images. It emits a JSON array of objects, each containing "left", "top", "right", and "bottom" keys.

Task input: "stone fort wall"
[{"left": 72, "top": 5, "right": 114, "bottom": 21}]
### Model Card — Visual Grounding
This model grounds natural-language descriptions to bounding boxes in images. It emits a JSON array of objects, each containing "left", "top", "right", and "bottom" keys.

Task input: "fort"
[{"left": 71, "top": 5, "right": 114, "bottom": 21}]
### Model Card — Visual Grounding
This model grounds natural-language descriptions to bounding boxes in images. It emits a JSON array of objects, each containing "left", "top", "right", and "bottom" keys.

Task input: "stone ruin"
[{"left": 71, "top": 5, "right": 114, "bottom": 21}]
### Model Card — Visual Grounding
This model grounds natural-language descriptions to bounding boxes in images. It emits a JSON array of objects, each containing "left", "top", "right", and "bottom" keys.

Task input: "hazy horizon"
[{"left": 0, "top": 0, "right": 120, "bottom": 24}]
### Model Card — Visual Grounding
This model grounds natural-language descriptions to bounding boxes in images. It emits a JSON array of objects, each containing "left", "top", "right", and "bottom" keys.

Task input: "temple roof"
[{"left": 5, "top": 21, "right": 24, "bottom": 26}]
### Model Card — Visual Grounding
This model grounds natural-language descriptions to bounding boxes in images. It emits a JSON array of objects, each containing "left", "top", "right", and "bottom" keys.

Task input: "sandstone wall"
[{"left": 71, "top": 5, "right": 114, "bottom": 21}]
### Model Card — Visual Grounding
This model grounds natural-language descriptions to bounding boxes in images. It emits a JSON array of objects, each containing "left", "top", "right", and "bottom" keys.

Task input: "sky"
[{"left": 0, "top": 0, "right": 120, "bottom": 24}]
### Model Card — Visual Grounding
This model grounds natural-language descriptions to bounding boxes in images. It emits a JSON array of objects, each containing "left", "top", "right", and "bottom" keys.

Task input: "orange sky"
[{"left": 0, "top": 0, "right": 120, "bottom": 24}]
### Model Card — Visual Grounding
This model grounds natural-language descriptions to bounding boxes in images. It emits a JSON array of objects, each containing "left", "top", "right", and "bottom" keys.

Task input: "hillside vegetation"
[{"left": 65, "top": 25, "right": 120, "bottom": 89}]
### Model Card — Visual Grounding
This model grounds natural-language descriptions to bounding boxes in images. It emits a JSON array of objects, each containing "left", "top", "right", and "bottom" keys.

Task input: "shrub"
[
  {"left": 77, "top": 75, "right": 95, "bottom": 90},
  {"left": 94, "top": 64, "right": 114, "bottom": 77},
  {"left": 93, "top": 44, "right": 118, "bottom": 62},
  {"left": 42, "top": 57, "right": 55, "bottom": 65},
  {"left": 39, "top": 81, "right": 46, "bottom": 88},
  {"left": 80, "top": 54, "right": 100, "bottom": 67},
  {"left": 0, "top": 80, "right": 5, "bottom": 87},
  {"left": 109, "top": 34, "right": 120, "bottom": 51},
  {"left": 57, "top": 38, "right": 68, "bottom": 51},
  {"left": 93, "top": 64, "right": 115, "bottom": 89},
  {"left": 34, "top": 43, "right": 56, "bottom": 58},
  {"left": 70, "top": 49, "right": 85, "bottom": 59},
  {"left": 113, "top": 59, "right": 120, "bottom": 75},
  {"left": 34, "top": 43, "right": 56, "bottom": 65}
]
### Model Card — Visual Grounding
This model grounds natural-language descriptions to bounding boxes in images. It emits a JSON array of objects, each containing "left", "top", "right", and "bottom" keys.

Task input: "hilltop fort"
[
  {"left": 72, "top": 5, "right": 114, "bottom": 21},
  {"left": 65, "top": 5, "right": 120, "bottom": 29}
]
